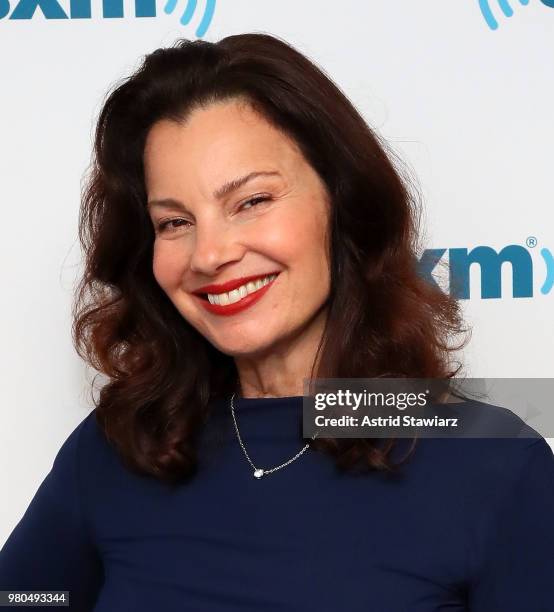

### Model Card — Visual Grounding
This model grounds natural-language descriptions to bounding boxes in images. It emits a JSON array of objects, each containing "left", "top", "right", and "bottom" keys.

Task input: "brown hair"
[{"left": 73, "top": 33, "right": 469, "bottom": 484}]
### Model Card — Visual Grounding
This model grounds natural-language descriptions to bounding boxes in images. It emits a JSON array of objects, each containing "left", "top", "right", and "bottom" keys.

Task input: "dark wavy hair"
[{"left": 73, "top": 32, "right": 470, "bottom": 485}]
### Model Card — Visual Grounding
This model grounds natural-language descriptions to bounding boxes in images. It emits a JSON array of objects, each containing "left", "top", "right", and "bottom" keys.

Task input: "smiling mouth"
[{"left": 198, "top": 273, "right": 279, "bottom": 306}]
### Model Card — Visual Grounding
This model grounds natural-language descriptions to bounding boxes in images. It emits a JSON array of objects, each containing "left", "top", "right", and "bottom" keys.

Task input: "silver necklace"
[{"left": 230, "top": 392, "right": 318, "bottom": 479}]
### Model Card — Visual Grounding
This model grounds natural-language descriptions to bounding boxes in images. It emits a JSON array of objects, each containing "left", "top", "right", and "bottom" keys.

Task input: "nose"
[{"left": 188, "top": 218, "right": 244, "bottom": 276}]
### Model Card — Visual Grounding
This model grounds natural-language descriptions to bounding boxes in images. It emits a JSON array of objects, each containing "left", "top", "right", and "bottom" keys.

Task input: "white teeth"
[{"left": 206, "top": 274, "right": 277, "bottom": 306}]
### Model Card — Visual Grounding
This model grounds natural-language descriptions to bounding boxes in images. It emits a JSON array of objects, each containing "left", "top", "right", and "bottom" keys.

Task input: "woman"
[{"left": 1, "top": 33, "right": 553, "bottom": 611}]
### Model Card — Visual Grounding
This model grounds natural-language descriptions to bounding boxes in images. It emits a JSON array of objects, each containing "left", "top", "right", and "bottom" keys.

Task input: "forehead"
[{"left": 143, "top": 100, "right": 303, "bottom": 188}]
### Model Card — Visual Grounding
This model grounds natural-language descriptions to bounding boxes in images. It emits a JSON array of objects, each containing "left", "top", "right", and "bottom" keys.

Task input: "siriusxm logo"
[
  {"left": 418, "top": 240, "right": 554, "bottom": 299},
  {"left": 479, "top": 0, "right": 554, "bottom": 30},
  {"left": 0, "top": 0, "right": 217, "bottom": 36}
]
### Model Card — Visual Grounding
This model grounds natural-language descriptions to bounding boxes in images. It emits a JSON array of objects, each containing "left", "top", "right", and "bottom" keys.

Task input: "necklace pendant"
[{"left": 253, "top": 468, "right": 264, "bottom": 479}]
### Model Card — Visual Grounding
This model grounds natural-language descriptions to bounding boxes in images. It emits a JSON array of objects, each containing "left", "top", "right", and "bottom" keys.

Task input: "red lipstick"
[
  {"left": 192, "top": 272, "right": 279, "bottom": 296},
  {"left": 192, "top": 272, "right": 280, "bottom": 317}
]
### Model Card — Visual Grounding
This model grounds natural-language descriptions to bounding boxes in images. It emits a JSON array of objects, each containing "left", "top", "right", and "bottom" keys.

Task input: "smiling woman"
[
  {"left": 143, "top": 100, "right": 331, "bottom": 356},
  {"left": 1, "top": 32, "right": 553, "bottom": 612}
]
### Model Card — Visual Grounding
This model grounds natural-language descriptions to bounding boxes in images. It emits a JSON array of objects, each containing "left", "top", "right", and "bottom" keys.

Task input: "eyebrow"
[{"left": 146, "top": 170, "right": 281, "bottom": 211}]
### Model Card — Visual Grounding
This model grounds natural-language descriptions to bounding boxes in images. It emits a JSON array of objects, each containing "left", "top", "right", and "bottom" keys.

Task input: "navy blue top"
[{"left": 1, "top": 396, "right": 554, "bottom": 611}]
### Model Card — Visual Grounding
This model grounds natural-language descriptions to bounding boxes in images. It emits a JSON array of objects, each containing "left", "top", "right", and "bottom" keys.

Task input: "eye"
[
  {"left": 156, "top": 218, "right": 193, "bottom": 234},
  {"left": 239, "top": 195, "right": 270, "bottom": 211}
]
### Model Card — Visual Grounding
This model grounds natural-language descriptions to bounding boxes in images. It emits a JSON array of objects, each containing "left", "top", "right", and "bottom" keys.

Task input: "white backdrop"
[{"left": 1, "top": 0, "right": 553, "bottom": 545}]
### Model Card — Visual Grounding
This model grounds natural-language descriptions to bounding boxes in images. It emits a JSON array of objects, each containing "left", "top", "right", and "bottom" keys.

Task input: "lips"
[
  {"left": 192, "top": 272, "right": 280, "bottom": 316},
  {"left": 192, "top": 272, "right": 281, "bottom": 296}
]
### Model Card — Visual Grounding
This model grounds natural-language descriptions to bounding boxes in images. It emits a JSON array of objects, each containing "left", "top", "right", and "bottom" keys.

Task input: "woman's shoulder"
[
  {"left": 58, "top": 408, "right": 110, "bottom": 456},
  {"left": 436, "top": 396, "right": 543, "bottom": 437},
  {"left": 408, "top": 398, "right": 553, "bottom": 498},
  {"left": 52, "top": 409, "right": 125, "bottom": 484}
]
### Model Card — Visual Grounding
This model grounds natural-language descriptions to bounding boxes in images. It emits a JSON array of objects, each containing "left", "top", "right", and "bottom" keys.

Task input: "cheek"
[
  {"left": 252, "top": 220, "right": 297, "bottom": 261},
  {"left": 255, "top": 200, "right": 329, "bottom": 265},
  {"left": 152, "top": 241, "right": 188, "bottom": 290}
]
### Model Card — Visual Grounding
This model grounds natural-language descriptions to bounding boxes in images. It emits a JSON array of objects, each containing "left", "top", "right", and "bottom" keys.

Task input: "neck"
[{"left": 234, "top": 307, "right": 327, "bottom": 398}]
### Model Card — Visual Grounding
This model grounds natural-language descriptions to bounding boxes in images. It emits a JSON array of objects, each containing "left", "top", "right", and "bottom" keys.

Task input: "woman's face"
[{"left": 144, "top": 99, "right": 331, "bottom": 357}]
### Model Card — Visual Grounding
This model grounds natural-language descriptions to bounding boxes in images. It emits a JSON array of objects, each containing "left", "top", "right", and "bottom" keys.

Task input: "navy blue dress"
[{"left": 1, "top": 395, "right": 553, "bottom": 611}]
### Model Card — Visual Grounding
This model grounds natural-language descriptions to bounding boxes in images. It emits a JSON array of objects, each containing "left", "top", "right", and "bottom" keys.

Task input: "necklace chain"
[{"left": 230, "top": 392, "right": 318, "bottom": 479}]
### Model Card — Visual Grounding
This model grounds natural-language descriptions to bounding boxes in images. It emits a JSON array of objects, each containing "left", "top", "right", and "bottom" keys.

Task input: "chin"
[{"left": 209, "top": 333, "right": 279, "bottom": 359}]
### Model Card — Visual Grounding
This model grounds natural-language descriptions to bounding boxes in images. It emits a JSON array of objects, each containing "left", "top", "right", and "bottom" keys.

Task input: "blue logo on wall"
[
  {"left": 479, "top": 0, "right": 554, "bottom": 30},
  {"left": 164, "top": 0, "right": 215, "bottom": 36},
  {"left": 418, "top": 239, "right": 554, "bottom": 299},
  {"left": 0, "top": 0, "right": 217, "bottom": 36}
]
